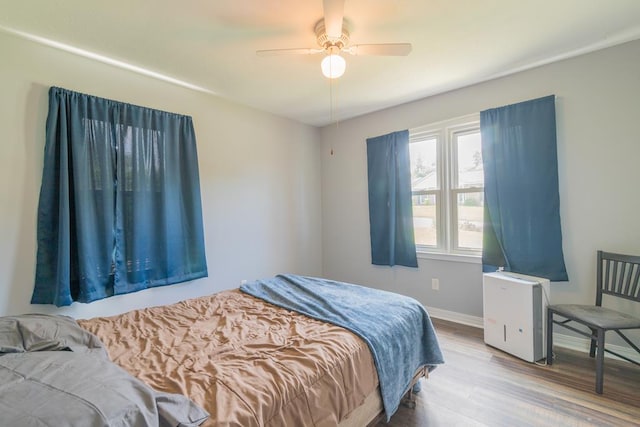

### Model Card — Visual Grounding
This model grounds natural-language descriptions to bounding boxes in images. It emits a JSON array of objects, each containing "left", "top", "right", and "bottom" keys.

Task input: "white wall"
[
  {"left": 320, "top": 40, "right": 640, "bottom": 321},
  {"left": 0, "top": 30, "right": 322, "bottom": 318}
]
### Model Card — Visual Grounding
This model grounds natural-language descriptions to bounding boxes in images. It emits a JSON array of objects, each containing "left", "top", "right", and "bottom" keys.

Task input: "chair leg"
[
  {"left": 595, "top": 329, "right": 605, "bottom": 394},
  {"left": 589, "top": 328, "right": 597, "bottom": 358},
  {"left": 546, "top": 309, "right": 554, "bottom": 365}
]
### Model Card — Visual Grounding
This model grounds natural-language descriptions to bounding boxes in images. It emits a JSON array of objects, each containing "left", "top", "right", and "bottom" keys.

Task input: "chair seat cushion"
[{"left": 549, "top": 304, "right": 640, "bottom": 329}]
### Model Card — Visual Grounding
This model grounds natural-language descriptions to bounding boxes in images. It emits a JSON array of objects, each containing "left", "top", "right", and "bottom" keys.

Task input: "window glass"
[
  {"left": 453, "top": 130, "right": 484, "bottom": 251},
  {"left": 456, "top": 191, "right": 483, "bottom": 250},
  {"left": 413, "top": 194, "right": 437, "bottom": 247},
  {"left": 410, "top": 137, "right": 438, "bottom": 247},
  {"left": 455, "top": 132, "right": 483, "bottom": 188},
  {"left": 409, "top": 137, "right": 438, "bottom": 190}
]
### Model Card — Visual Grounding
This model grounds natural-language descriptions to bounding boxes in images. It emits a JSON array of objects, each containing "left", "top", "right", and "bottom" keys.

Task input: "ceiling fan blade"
[
  {"left": 256, "top": 48, "right": 324, "bottom": 56},
  {"left": 323, "top": 0, "right": 345, "bottom": 40},
  {"left": 346, "top": 43, "right": 413, "bottom": 56}
]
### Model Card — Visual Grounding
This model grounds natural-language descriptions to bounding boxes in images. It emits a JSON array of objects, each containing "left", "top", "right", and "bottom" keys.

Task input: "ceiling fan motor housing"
[{"left": 315, "top": 20, "right": 350, "bottom": 49}]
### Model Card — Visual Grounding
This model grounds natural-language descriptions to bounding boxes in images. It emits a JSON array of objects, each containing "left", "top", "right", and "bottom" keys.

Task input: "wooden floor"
[{"left": 376, "top": 319, "right": 640, "bottom": 427}]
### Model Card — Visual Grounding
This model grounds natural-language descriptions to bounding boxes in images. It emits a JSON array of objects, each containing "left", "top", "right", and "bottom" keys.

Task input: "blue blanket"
[{"left": 240, "top": 274, "right": 444, "bottom": 421}]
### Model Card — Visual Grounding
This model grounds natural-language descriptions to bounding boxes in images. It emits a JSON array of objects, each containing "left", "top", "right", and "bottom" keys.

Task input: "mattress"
[{"left": 78, "top": 289, "right": 380, "bottom": 426}]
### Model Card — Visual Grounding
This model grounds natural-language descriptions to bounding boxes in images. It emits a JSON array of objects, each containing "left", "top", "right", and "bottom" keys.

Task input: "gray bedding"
[{"left": 0, "top": 314, "right": 209, "bottom": 427}]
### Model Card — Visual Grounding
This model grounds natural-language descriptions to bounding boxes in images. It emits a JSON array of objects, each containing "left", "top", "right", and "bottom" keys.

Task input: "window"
[{"left": 409, "top": 114, "right": 483, "bottom": 256}]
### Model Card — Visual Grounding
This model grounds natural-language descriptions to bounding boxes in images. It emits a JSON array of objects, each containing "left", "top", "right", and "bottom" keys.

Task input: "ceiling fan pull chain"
[
  {"left": 329, "top": 76, "right": 340, "bottom": 156},
  {"left": 329, "top": 74, "right": 334, "bottom": 126}
]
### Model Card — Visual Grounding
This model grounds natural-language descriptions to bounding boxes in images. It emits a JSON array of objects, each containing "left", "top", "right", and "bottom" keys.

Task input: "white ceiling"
[{"left": 2, "top": 1, "right": 640, "bottom": 127}]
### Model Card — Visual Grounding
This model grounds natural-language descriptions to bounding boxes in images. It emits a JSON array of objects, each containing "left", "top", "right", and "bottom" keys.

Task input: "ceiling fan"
[{"left": 256, "top": 0, "right": 412, "bottom": 79}]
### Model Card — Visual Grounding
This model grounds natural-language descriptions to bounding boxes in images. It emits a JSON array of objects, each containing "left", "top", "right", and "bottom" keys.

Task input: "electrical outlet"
[{"left": 431, "top": 278, "right": 440, "bottom": 290}]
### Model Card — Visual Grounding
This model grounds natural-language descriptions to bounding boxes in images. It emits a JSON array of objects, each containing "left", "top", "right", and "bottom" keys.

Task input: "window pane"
[
  {"left": 412, "top": 194, "right": 437, "bottom": 247},
  {"left": 456, "top": 131, "right": 483, "bottom": 188},
  {"left": 410, "top": 138, "right": 437, "bottom": 191},
  {"left": 457, "top": 192, "right": 484, "bottom": 250}
]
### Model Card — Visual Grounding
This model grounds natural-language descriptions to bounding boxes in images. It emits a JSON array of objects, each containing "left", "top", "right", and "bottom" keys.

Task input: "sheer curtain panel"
[
  {"left": 366, "top": 130, "right": 418, "bottom": 268},
  {"left": 481, "top": 95, "right": 568, "bottom": 281},
  {"left": 32, "top": 87, "right": 208, "bottom": 306}
]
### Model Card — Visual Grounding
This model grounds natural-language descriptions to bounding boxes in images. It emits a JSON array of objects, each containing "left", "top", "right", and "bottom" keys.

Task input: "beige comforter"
[{"left": 78, "top": 289, "right": 378, "bottom": 427}]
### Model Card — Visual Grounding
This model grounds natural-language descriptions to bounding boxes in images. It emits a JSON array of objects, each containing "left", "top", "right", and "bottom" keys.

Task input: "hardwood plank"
[{"left": 376, "top": 319, "right": 640, "bottom": 427}]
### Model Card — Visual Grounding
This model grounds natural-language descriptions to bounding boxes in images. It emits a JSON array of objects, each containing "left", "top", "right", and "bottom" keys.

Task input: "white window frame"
[{"left": 410, "top": 113, "right": 482, "bottom": 260}]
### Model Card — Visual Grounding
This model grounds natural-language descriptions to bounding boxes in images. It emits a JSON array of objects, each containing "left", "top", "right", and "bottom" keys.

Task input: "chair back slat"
[
  {"left": 631, "top": 264, "right": 640, "bottom": 299},
  {"left": 609, "top": 261, "right": 624, "bottom": 294},
  {"left": 623, "top": 263, "right": 636, "bottom": 296},
  {"left": 598, "top": 250, "right": 640, "bottom": 303},
  {"left": 617, "top": 262, "right": 627, "bottom": 294}
]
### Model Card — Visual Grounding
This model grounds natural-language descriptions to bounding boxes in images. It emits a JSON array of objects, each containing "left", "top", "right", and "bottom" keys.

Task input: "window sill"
[{"left": 416, "top": 251, "right": 482, "bottom": 264}]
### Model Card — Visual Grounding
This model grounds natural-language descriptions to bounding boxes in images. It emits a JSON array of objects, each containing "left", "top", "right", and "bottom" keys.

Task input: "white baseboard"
[
  {"left": 425, "top": 305, "right": 638, "bottom": 362},
  {"left": 426, "top": 306, "right": 484, "bottom": 329}
]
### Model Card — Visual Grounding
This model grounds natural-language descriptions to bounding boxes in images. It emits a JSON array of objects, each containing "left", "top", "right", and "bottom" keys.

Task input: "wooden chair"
[{"left": 546, "top": 250, "right": 640, "bottom": 394}]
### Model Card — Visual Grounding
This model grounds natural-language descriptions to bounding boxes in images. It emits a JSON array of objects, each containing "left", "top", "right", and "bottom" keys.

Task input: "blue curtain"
[
  {"left": 366, "top": 130, "right": 418, "bottom": 268},
  {"left": 32, "top": 87, "right": 208, "bottom": 306},
  {"left": 481, "top": 95, "right": 568, "bottom": 281}
]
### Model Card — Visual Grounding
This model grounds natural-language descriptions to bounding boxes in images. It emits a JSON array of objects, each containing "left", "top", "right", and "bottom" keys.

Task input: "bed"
[
  {"left": 0, "top": 313, "right": 209, "bottom": 426},
  {"left": 1, "top": 274, "right": 443, "bottom": 426}
]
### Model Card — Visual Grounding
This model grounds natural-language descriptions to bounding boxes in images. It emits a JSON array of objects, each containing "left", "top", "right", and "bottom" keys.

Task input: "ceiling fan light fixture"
[{"left": 321, "top": 52, "right": 346, "bottom": 79}]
